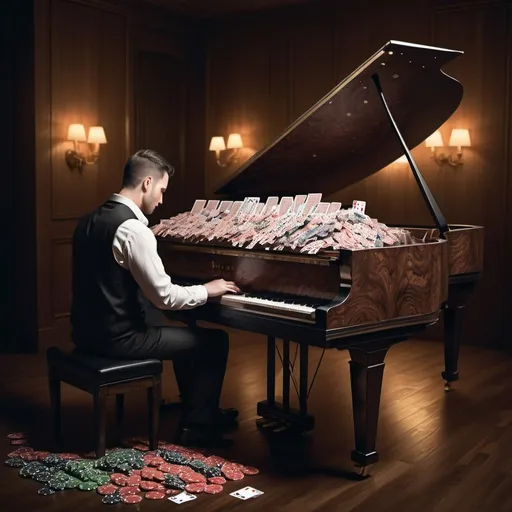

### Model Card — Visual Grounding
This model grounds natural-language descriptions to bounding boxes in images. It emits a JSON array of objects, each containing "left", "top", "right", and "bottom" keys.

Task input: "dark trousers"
[{"left": 91, "top": 307, "right": 229, "bottom": 426}]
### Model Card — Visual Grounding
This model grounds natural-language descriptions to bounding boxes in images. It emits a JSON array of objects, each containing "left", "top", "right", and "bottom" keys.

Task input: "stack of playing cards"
[{"left": 230, "top": 486, "right": 264, "bottom": 500}]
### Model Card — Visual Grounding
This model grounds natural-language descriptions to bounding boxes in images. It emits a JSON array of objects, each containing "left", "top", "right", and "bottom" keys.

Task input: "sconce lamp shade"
[
  {"left": 67, "top": 123, "right": 87, "bottom": 142},
  {"left": 425, "top": 130, "right": 444, "bottom": 148},
  {"left": 449, "top": 129, "right": 471, "bottom": 147},
  {"left": 87, "top": 126, "right": 107, "bottom": 144},
  {"left": 227, "top": 133, "right": 243, "bottom": 149},
  {"left": 209, "top": 136, "right": 226, "bottom": 152}
]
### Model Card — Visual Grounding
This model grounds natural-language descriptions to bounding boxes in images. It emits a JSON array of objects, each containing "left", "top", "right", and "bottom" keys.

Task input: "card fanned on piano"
[{"left": 152, "top": 40, "right": 484, "bottom": 475}]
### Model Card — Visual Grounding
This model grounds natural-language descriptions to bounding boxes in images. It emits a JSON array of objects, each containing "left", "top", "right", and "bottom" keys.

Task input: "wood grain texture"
[
  {"left": 327, "top": 240, "right": 448, "bottom": 330},
  {"left": 444, "top": 225, "right": 484, "bottom": 276},
  {"left": 3, "top": 336, "right": 512, "bottom": 510},
  {"left": 158, "top": 241, "right": 340, "bottom": 300}
]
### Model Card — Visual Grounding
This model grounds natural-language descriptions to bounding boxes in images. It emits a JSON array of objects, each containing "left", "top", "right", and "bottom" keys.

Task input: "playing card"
[
  {"left": 352, "top": 200, "right": 366, "bottom": 214},
  {"left": 191, "top": 199, "right": 206, "bottom": 214},
  {"left": 169, "top": 491, "right": 198, "bottom": 504},
  {"left": 230, "top": 486, "right": 264, "bottom": 500}
]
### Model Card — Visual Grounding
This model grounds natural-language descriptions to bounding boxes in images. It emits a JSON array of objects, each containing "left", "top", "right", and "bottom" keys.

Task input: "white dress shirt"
[{"left": 110, "top": 193, "right": 208, "bottom": 310}]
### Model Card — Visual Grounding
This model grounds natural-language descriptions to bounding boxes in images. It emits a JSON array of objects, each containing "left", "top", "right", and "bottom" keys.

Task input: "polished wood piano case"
[{"left": 157, "top": 40, "right": 483, "bottom": 475}]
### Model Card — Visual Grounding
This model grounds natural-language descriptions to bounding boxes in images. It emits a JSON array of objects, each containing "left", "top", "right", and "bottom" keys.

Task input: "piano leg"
[
  {"left": 441, "top": 277, "right": 477, "bottom": 391},
  {"left": 348, "top": 342, "right": 389, "bottom": 477},
  {"left": 441, "top": 304, "right": 463, "bottom": 392},
  {"left": 257, "top": 337, "right": 314, "bottom": 434}
]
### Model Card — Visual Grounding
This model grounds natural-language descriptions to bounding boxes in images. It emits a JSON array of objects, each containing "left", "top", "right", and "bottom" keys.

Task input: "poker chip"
[
  {"left": 7, "top": 432, "right": 27, "bottom": 440},
  {"left": 145, "top": 491, "right": 166, "bottom": 499},
  {"left": 11, "top": 439, "right": 29, "bottom": 446},
  {"left": 204, "top": 456, "right": 225, "bottom": 467},
  {"left": 224, "top": 469, "right": 244, "bottom": 481},
  {"left": 97, "top": 484, "right": 119, "bottom": 495},
  {"left": 38, "top": 486, "right": 56, "bottom": 496},
  {"left": 208, "top": 476, "right": 226, "bottom": 485},
  {"left": 185, "top": 483, "right": 205, "bottom": 493},
  {"left": 5, "top": 458, "right": 26, "bottom": 468},
  {"left": 242, "top": 466, "right": 259, "bottom": 475},
  {"left": 110, "top": 473, "right": 128, "bottom": 486},
  {"left": 147, "top": 456, "right": 165, "bottom": 467},
  {"left": 102, "top": 493, "right": 122, "bottom": 505},
  {"left": 126, "top": 474, "right": 141, "bottom": 486},
  {"left": 118, "top": 485, "right": 140, "bottom": 496},
  {"left": 166, "top": 489, "right": 181, "bottom": 495},
  {"left": 179, "top": 471, "right": 205, "bottom": 484},
  {"left": 204, "top": 484, "right": 223, "bottom": 494},
  {"left": 121, "top": 494, "right": 143, "bottom": 504},
  {"left": 78, "top": 481, "right": 98, "bottom": 491},
  {"left": 139, "top": 480, "right": 160, "bottom": 491}
]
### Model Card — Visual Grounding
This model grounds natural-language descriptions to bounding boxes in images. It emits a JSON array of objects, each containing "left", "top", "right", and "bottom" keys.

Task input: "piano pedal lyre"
[{"left": 256, "top": 337, "right": 315, "bottom": 435}]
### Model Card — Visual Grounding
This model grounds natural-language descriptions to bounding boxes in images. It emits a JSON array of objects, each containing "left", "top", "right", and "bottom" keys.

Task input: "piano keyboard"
[{"left": 217, "top": 293, "right": 318, "bottom": 323}]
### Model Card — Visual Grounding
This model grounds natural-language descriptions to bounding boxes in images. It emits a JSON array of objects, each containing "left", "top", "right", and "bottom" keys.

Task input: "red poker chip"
[
  {"left": 145, "top": 491, "right": 166, "bottom": 500},
  {"left": 242, "top": 466, "right": 260, "bottom": 475},
  {"left": 190, "top": 453, "right": 207, "bottom": 462},
  {"left": 179, "top": 472, "right": 205, "bottom": 484},
  {"left": 166, "top": 489, "right": 181, "bottom": 496},
  {"left": 185, "top": 483, "right": 205, "bottom": 493},
  {"left": 204, "top": 456, "right": 225, "bottom": 466},
  {"left": 152, "top": 470, "right": 165, "bottom": 481},
  {"left": 147, "top": 456, "right": 165, "bottom": 467},
  {"left": 10, "top": 439, "right": 29, "bottom": 446},
  {"left": 139, "top": 481, "right": 160, "bottom": 491},
  {"left": 208, "top": 477, "right": 226, "bottom": 485},
  {"left": 204, "top": 484, "right": 223, "bottom": 494},
  {"left": 111, "top": 473, "right": 128, "bottom": 486},
  {"left": 97, "top": 484, "right": 119, "bottom": 495},
  {"left": 224, "top": 470, "right": 244, "bottom": 481},
  {"left": 19, "top": 452, "right": 39, "bottom": 461},
  {"left": 126, "top": 475, "right": 141, "bottom": 486},
  {"left": 7, "top": 432, "right": 27, "bottom": 439},
  {"left": 131, "top": 470, "right": 142, "bottom": 477},
  {"left": 141, "top": 469, "right": 155, "bottom": 480},
  {"left": 133, "top": 444, "right": 149, "bottom": 451},
  {"left": 118, "top": 486, "right": 140, "bottom": 496},
  {"left": 122, "top": 495, "right": 143, "bottom": 504}
]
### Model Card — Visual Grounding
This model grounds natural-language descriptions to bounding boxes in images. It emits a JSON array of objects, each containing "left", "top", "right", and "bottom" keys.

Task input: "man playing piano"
[{"left": 70, "top": 149, "right": 240, "bottom": 448}]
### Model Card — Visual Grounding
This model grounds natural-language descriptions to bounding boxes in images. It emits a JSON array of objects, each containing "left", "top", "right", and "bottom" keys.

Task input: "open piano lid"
[{"left": 216, "top": 40, "right": 464, "bottom": 197}]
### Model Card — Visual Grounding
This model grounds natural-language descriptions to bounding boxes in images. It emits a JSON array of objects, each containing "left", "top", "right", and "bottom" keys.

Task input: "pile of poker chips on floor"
[{"left": 5, "top": 432, "right": 259, "bottom": 504}]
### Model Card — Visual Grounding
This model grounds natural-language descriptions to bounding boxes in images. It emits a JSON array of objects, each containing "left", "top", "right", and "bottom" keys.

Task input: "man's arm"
[{"left": 113, "top": 219, "right": 208, "bottom": 310}]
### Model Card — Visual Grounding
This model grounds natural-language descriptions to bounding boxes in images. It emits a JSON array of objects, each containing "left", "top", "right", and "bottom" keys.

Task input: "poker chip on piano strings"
[
  {"left": 208, "top": 476, "right": 226, "bottom": 485},
  {"left": 241, "top": 466, "right": 260, "bottom": 475},
  {"left": 102, "top": 493, "right": 122, "bottom": 505},
  {"left": 97, "top": 484, "right": 119, "bottom": 495}
]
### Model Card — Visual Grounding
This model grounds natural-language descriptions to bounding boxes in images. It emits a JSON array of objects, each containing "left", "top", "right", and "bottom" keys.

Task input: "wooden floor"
[{"left": 1, "top": 324, "right": 512, "bottom": 511}]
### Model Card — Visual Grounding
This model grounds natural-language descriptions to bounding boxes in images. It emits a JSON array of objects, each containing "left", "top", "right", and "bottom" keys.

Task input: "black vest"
[{"left": 70, "top": 200, "right": 146, "bottom": 347}]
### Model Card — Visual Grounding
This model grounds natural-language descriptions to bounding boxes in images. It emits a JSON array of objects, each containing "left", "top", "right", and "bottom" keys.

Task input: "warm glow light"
[
  {"left": 425, "top": 130, "right": 444, "bottom": 148},
  {"left": 449, "top": 129, "right": 471, "bottom": 148},
  {"left": 227, "top": 133, "right": 243, "bottom": 149},
  {"left": 209, "top": 136, "right": 226, "bottom": 152},
  {"left": 87, "top": 126, "right": 107, "bottom": 144},
  {"left": 67, "top": 124, "right": 87, "bottom": 141},
  {"left": 394, "top": 155, "right": 408, "bottom": 163}
]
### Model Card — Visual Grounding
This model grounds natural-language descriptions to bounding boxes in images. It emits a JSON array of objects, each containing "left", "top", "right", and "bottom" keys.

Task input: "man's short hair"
[{"left": 122, "top": 149, "right": 175, "bottom": 188}]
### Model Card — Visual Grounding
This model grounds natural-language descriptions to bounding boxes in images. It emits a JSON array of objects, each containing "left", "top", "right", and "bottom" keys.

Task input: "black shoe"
[
  {"left": 219, "top": 408, "right": 239, "bottom": 420},
  {"left": 176, "top": 425, "right": 234, "bottom": 448},
  {"left": 215, "top": 408, "right": 239, "bottom": 430}
]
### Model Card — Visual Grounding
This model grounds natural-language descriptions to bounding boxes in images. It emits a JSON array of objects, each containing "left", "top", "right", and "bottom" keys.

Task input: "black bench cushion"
[{"left": 47, "top": 347, "right": 162, "bottom": 385}]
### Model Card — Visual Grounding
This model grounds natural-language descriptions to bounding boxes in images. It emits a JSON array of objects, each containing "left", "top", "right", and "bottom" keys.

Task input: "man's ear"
[{"left": 141, "top": 176, "right": 152, "bottom": 192}]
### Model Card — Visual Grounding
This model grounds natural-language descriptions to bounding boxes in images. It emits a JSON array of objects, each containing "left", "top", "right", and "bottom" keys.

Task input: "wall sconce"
[
  {"left": 66, "top": 123, "right": 107, "bottom": 171},
  {"left": 425, "top": 128, "right": 471, "bottom": 167},
  {"left": 209, "top": 133, "right": 243, "bottom": 167}
]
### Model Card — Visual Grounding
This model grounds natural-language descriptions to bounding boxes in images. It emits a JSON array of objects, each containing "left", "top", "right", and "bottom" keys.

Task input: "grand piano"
[{"left": 155, "top": 40, "right": 483, "bottom": 475}]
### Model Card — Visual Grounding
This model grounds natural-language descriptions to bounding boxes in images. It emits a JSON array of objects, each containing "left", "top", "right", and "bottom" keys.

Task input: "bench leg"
[
  {"left": 49, "top": 373, "right": 61, "bottom": 448},
  {"left": 94, "top": 388, "right": 108, "bottom": 458},
  {"left": 148, "top": 376, "right": 161, "bottom": 451}
]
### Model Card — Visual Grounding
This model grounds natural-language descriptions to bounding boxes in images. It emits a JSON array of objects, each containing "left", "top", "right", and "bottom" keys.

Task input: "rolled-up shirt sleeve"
[{"left": 112, "top": 219, "right": 208, "bottom": 310}]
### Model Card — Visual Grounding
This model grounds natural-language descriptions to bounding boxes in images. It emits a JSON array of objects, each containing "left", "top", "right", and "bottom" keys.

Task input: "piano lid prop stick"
[{"left": 371, "top": 73, "right": 448, "bottom": 236}]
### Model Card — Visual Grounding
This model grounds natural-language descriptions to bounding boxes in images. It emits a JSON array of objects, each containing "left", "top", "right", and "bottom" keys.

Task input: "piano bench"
[{"left": 46, "top": 347, "right": 162, "bottom": 458}]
